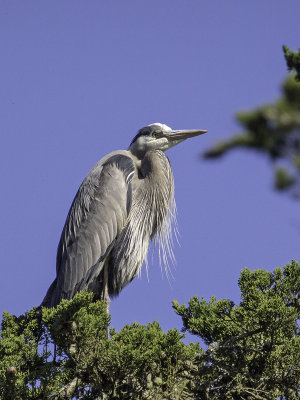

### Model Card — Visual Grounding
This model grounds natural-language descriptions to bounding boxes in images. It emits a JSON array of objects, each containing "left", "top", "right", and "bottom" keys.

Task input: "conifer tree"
[
  {"left": 283, "top": 45, "right": 300, "bottom": 81},
  {"left": 204, "top": 46, "right": 300, "bottom": 197},
  {"left": 1, "top": 262, "right": 299, "bottom": 399}
]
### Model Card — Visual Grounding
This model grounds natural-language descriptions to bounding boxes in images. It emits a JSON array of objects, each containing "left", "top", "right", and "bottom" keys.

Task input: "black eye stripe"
[{"left": 130, "top": 125, "right": 163, "bottom": 145}]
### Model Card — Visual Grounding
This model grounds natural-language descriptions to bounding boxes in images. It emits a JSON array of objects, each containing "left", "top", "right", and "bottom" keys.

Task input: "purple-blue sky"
[{"left": 1, "top": 1, "right": 299, "bottom": 334}]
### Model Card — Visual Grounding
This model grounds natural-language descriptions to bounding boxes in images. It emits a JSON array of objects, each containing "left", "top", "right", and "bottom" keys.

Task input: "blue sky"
[{"left": 1, "top": 1, "right": 299, "bottom": 334}]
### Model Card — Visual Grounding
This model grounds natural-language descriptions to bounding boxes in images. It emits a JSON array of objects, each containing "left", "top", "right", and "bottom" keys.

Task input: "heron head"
[{"left": 129, "top": 123, "right": 207, "bottom": 158}]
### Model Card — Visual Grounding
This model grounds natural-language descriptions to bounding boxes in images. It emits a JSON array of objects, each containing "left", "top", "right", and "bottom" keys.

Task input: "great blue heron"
[{"left": 42, "top": 123, "right": 207, "bottom": 310}]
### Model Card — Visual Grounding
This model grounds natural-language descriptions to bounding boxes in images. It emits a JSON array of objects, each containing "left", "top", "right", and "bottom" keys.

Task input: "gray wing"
[{"left": 43, "top": 153, "right": 135, "bottom": 307}]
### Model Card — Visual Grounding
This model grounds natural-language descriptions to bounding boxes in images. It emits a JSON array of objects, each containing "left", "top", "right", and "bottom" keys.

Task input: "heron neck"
[
  {"left": 141, "top": 150, "right": 170, "bottom": 179},
  {"left": 129, "top": 146, "right": 147, "bottom": 160}
]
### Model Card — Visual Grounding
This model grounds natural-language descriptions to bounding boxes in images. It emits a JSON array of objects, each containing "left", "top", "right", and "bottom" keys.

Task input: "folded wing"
[{"left": 42, "top": 153, "right": 135, "bottom": 307}]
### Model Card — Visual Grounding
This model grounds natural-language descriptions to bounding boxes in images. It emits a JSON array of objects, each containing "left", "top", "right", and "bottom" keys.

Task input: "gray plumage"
[{"left": 42, "top": 123, "right": 207, "bottom": 308}]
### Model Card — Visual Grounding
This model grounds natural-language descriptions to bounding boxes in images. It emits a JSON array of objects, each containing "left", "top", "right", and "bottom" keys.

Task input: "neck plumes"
[{"left": 140, "top": 150, "right": 177, "bottom": 268}]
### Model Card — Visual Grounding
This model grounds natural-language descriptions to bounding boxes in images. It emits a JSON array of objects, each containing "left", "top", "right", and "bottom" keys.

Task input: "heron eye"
[{"left": 153, "top": 131, "right": 161, "bottom": 138}]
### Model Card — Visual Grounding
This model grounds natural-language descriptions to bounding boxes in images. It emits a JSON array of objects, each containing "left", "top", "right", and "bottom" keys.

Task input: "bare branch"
[{"left": 50, "top": 377, "right": 81, "bottom": 400}]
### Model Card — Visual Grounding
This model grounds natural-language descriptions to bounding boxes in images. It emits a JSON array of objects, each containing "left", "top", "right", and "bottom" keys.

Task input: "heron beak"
[{"left": 165, "top": 129, "right": 208, "bottom": 141}]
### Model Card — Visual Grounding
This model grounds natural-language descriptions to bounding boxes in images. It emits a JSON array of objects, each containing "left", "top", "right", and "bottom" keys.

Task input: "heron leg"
[
  {"left": 101, "top": 262, "right": 110, "bottom": 312},
  {"left": 101, "top": 262, "right": 110, "bottom": 337}
]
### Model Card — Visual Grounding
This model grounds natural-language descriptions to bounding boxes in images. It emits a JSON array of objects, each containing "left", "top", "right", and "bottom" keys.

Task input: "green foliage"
[
  {"left": 275, "top": 167, "right": 295, "bottom": 190},
  {"left": 203, "top": 49, "right": 300, "bottom": 196},
  {"left": 1, "top": 263, "right": 299, "bottom": 399},
  {"left": 0, "top": 291, "right": 200, "bottom": 399},
  {"left": 0, "top": 308, "right": 52, "bottom": 399},
  {"left": 204, "top": 76, "right": 300, "bottom": 159},
  {"left": 283, "top": 45, "right": 300, "bottom": 81},
  {"left": 90, "top": 322, "right": 200, "bottom": 399},
  {"left": 173, "top": 261, "right": 300, "bottom": 399}
]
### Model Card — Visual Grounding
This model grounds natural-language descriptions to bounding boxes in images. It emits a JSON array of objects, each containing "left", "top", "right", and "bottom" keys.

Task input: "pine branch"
[{"left": 283, "top": 45, "right": 300, "bottom": 81}]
